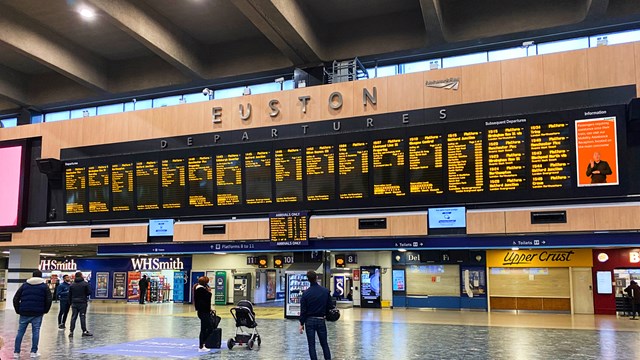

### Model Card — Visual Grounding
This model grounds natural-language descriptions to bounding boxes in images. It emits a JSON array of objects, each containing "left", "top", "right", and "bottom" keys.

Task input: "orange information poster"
[{"left": 575, "top": 116, "right": 619, "bottom": 187}]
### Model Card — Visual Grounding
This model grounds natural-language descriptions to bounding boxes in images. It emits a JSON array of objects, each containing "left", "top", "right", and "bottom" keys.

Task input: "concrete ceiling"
[{"left": 0, "top": 0, "right": 638, "bottom": 114}]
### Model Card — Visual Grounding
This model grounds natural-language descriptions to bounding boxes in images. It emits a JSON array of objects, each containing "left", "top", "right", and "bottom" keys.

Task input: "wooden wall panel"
[
  {"left": 461, "top": 62, "right": 502, "bottom": 103},
  {"left": 0, "top": 125, "right": 22, "bottom": 141},
  {"left": 517, "top": 298, "right": 543, "bottom": 310},
  {"left": 174, "top": 223, "right": 204, "bottom": 241},
  {"left": 387, "top": 214, "right": 427, "bottom": 236},
  {"left": 256, "top": 220, "right": 269, "bottom": 239},
  {"left": 210, "top": 98, "right": 235, "bottom": 132},
  {"left": 490, "top": 297, "right": 517, "bottom": 310},
  {"left": 636, "top": 42, "right": 640, "bottom": 97},
  {"left": 81, "top": 116, "right": 107, "bottom": 147},
  {"left": 310, "top": 217, "right": 357, "bottom": 238},
  {"left": 353, "top": 77, "right": 388, "bottom": 116},
  {"left": 102, "top": 114, "right": 130, "bottom": 145},
  {"left": 321, "top": 81, "right": 355, "bottom": 119},
  {"left": 175, "top": 103, "right": 206, "bottom": 136},
  {"left": 587, "top": 43, "right": 636, "bottom": 89},
  {"left": 543, "top": 50, "right": 589, "bottom": 94},
  {"left": 288, "top": 85, "right": 323, "bottom": 124},
  {"left": 501, "top": 56, "right": 544, "bottom": 99},
  {"left": 40, "top": 122, "right": 62, "bottom": 158},
  {"left": 386, "top": 73, "right": 423, "bottom": 112},
  {"left": 593, "top": 205, "right": 640, "bottom": 230},
  {"left": 543, "top": 298, "right": 571, "bottom": 311},
  {"left": 504, "top": 210, "right": 548, "bottom": 233},
  {"left": 467, "top": 211, "right": 506, "bottom": 234},
  {"left": 228, "top": 221, "right": 259, "bottom": 240},
  {"left": 423, "top": 67, "right": 462, "bottom": 107},
  {"left": 547, "top": 208, "right": 595, "bottom": 232},
  {"left": 230, "top": 94, "right": 261, "bottom": 130},
  {"left": 255, "top": 93, "right": 287, "bottom": 127}
]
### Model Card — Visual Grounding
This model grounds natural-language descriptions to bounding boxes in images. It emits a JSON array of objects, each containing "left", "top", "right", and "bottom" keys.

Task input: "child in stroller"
[{"left": 227, "top": 300, "right": 261, "bottom": 350}]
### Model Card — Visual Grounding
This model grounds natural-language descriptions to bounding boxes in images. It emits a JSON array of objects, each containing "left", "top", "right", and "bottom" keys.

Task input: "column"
[{"left": 6, "top": 249, "right": 41, "bottom": 311}]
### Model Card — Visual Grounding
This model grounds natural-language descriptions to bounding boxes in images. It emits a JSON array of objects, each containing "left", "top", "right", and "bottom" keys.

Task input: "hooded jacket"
[
  {"left": 56, "top": 280, "right": 71, "bottom": 301},
  {"left": 193, "top": 284, "right": 212, "bottom": 313},
  {"left": 13, "top": 277, "right": 53, "bottom": 316},
  {"left": 68, "top": 276, "right": 91, "bottom": 304}
]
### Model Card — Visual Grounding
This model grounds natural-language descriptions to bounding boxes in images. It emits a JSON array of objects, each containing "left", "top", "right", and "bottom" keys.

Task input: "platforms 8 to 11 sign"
[{"left": 269, "top": 211, "right": 309, "bottom": 246}]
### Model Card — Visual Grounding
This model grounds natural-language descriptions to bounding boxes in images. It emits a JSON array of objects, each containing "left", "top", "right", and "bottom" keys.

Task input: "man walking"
[
  {"left": 299, "top": 270, "right": 333, "bottom": 360},
  {"left": 57, "top": 274, "right": 72, "bottom": 329},
  {"left": 138, "top": 275, "right": 149, "bottom": 305},
  {"left": 13, "top": 269, "right": 53, "bottom": 358},
  {"left": 625, "top": 280, "right": 640, "bottom": 319},
  {"left": 68, "top": 271, "right": 93, "bottom": 337}
]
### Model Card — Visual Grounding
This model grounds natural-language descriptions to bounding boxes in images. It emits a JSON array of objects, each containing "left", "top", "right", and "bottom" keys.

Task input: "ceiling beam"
[
  {"left": 231, "top": 0, "right": 324, "bottom": 64},
  {"left": 0, "top": 64, "right": 28, "bottom": 107},
  {"left": 418, "top": 0, "right": 446, "bottom": 45},
  {"left": 87, "top": 0, "right": 206, "bottom": 80},
  {"left": 0, "top": 4, "right": 108, "bottom": 93}
]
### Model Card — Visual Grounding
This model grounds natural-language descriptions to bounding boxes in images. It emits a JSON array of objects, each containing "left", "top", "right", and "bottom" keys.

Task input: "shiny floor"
[{"left": 1, "top": 301, "right": 640, "bottom": 359}]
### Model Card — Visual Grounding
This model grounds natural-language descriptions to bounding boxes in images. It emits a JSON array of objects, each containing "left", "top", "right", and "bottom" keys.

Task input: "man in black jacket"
[
  {"left": 68, "top": 271, "right": 93, "bottom": 337},
  {"left": 13, "top": 269, "right": 52, "bottom": 358},
  {"left": 299, "top": 270, "right": 333, "bottom": 360},
  {"left": 138, "top": 274, "right": 149, "bottom": 305}
]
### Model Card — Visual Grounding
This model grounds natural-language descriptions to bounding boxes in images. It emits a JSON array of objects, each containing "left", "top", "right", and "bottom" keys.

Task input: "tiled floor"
[{"left": 2, "top": 301, "right": 640, "bottom": 359}]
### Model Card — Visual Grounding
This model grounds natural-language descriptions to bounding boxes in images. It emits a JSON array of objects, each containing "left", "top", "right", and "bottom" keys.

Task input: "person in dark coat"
[
  {"left": 194, "top": 276, "right": 214, "bottom": 353},
  {"left": 138, "top": 275, "right": 149, "bottom": 305},
  {"left": 57, "top": 274, "right": 72, "bottom": 329},
  {"left": 68, "top": 271, "right": 93, "bottom": 337},
  {"left": 299, "top": 270, "right": 333, "bottom": 360},
  {"left": 625, "top": 280, "right": 640, "bottom": 319},
  {"left": 13, "top": 269, "right": 52, "bottom": 358}
]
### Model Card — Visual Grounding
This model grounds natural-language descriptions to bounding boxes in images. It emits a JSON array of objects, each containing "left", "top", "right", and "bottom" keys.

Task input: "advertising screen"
[
  {"left": 392, "top": 269, "right": 405, "bottom": 292},
  {"left": 148, "top": 219, "right": 174, "bottom": 237},
  {"left": 360, "top": 266, "right": 381, "bottom": 308},
  {"left": 429, "top": 207, "right": 466, "bottom": 229},
  {"left": 0, "top": 144, "right": 24, "bottom": 229},
  {"left": 596, "top": 271, "right": 613, "bottom": 294}
]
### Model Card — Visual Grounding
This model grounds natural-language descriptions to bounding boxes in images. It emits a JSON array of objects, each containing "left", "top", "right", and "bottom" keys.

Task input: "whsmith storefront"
[
  {"left": 39, "top": 256, "right": 192, "bottom": 303},
  {"left": 486, "top": 249, "right": 593, "bottom": 313}
]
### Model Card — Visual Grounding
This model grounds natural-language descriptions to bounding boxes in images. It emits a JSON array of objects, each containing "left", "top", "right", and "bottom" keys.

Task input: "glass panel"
[
  {"left": 590, "top": 29, "right": 640, "bottom": 47},
  {"left": 131, "top": 99, "right": 152, "bottom": 111},
  {"left": 283, "top": 80, "right": 295, "bottom": 91},
  {"left": 442, "top": 52, "right": 487, "bottom": 68},
  {"left": 0, "top": 117, "right": 18, "bottom": 128},
  {"left": 488, "top": 47, "right": 528, "bottom": 62},
  {"left": 537, "top": 37, "right": 589, "bottom": 55},
  {"left": 70, "top": 108, "right": 97, "bottom": 119},
  {"left": 44, "top": 111, "right": 71, "bottom": 122},
  {"left": 97, "top": 103, "right": 124, "bottom": 116},
  {"left": 366, "top": 65, "right": 397, "bottom": 78},
  {"left": 182, "top": 92, "right": 210, "bottom": 104},
  {"left": 402, "top": 59, "right": 441, "bottom": 73},
  {"left": 250, "top": 82, "right": 281, "bottom": 95},
  {"left": 31, "top": 114, "right": 43, "bottom": 124},
  {"left": 214, "top": 86, "right": 244, "bottom": 99},
  {"left": 152, "top": 95, "right": 182, "bottom": 108}
]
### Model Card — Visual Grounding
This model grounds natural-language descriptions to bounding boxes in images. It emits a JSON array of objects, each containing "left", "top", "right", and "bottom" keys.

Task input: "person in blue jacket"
[
  {"left": 13, "top": 269, "right": 53, "bottom": 358},
  {"left": 56, "top": 274, "right": 72, "bottom": 329}
]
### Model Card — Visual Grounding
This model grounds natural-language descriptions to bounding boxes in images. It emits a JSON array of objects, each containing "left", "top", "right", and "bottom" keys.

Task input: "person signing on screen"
[{"left": 586, "top": 151, "right": 612, "bottom": 184}]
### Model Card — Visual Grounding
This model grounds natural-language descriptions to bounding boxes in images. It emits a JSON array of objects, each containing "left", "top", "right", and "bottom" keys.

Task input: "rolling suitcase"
[{"left": 205, "top": 328, "right": 222, "bottom": 349}]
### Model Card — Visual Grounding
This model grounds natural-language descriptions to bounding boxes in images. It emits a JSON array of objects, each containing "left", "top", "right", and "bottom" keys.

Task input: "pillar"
[{"left": 6, "top": 249, "right": 40, "bottom": 311}]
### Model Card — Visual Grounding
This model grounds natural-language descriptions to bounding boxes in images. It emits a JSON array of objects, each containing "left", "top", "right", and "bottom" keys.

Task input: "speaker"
[{"left": 36, "top": 158, "right": 62, "bottom": 176}]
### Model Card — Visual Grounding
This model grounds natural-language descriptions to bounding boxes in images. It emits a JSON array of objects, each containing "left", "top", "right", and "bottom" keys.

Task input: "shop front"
[
  {"left": 592, "top": 248, "right": 640, "bottom": 315},
  {"left": 486, "top": 249, "right": 592, "bottom": 313},
  {"left": 39, "top": 256, "right": 192, "bottom": 303},
  {"left": 392, "top": 250, "right": 487, "bottom": 310}
]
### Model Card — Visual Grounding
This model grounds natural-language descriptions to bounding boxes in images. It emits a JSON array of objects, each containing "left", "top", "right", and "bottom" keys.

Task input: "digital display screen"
[
  {"left": 270, "top": 211, "right": 308, "bottom": 246},
  {"left": 487, "top": 127, "right": 526, "bottom": 191},
  {"left": 161, "top": 158, "right": 186, "bottom": 209},
  {"left": 530, "top": 123, "right": 571, "bottom": 189},
  {"left": 111, "top": 162, "right": 134, "bottom": 212},
  {"left": 373, "top": 138, "right": 405, "bottom": 196},
  {"left": 447, "top": 131, "right": 484, "bottom": 193},
  {"left": 596, "top": 271, "right": 613, "bottom": 294},
  {"left": 88, "top": 165, "right": 109, "bottom": 213},
  {"left": 148, "top": 219, "right": 174, "bottom": 236},
  {"left": 338, "top": 142, "right": 368, "bottom": 199},
  {"left": 65, "top": 166, "right": 86, "bottom": 214},
  {"left": 216, "top": 153, "right": 242, "bottom": 206},
  {"left": 360, "top": 266, "right": 382, "bottom": 307},
  {"left": 428, "top": 207, "right": 466, "bottom": 228},
  {"left": 188, "top": 156, "right": 214, "bottom": 207},
  {"left": 392, "top": 269, "right": 405, "bottom": 292},
  {"left": 409, "top": 134, "right": 444, "bottom": 194},
  {"left": 275, "top": 147, "right": 303, "bottom": 203},
  {"left": 0, "top": 145, "right": 24, "bottom": 228},
  {"left": 136, "top": 160, "right": 160, "bottom": 210},
  {"left": 245, "top": 150, "right": 272, "bottom": 204},
  {"left": 306, "top": 145, "right": 335, "bottom": 201}
]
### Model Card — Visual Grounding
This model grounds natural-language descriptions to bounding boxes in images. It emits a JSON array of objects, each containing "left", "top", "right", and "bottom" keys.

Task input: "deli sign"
[{"left": 487, "top": 249, "right": 592, "bottom": 268}]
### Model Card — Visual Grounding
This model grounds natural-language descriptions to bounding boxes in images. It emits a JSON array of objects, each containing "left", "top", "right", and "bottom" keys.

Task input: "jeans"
[
  {"left": 58, "top": 299, "right": 71, "bottom": 326},
  {"left": 70, "top": 303, "right": 88, "bottom": 333},
  {"left": 305, "top": 317, "right": 331, "bottom": 360},
  {"left": 14, "top": 315, "right": 43, "bottom": 354},
  {"left": 197, "top": 311, "right": 214, "bottom": 348}
]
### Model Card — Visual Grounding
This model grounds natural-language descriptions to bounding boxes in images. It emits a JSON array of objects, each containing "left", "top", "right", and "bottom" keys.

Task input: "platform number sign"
[
  {"left": 247, "top": 256, "right": 258, "bottom": 265},
  {"left": 346, "top": 254, "right": 358, "bottom": 264}
]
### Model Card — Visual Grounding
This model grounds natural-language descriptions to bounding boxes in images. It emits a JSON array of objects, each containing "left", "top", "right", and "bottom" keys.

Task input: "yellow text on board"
[{"left": 487, "top": 249, "right": 593, "bottom": 268}]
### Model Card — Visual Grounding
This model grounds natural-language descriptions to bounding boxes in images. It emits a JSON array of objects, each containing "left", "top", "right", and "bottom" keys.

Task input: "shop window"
[
  {"left": 44, "top": 111, "right": 71, "bottom": 122},
  {"left": 442, "top": 52, "right": 487, "bottom": 68},
  {"left": 97, "top": 103, "right": 124, "bottom": 116},
  {"left": 537, "top": 37, "right": 589, "bottom": 55},
  {"left": 0, "top": 117, "right": 17, "bottom": 128}
]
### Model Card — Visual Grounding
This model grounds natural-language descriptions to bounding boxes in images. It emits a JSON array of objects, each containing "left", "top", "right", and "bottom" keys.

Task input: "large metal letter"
[
  {"left": 212, "top": 107, "right": 222, "bottom": 124},
  {"left": 363, "top": 87, "right": 377, "bottom": 107},
  {"left": 239, "top": 103, "right": 252, "bottom": 120},
  {"left": 269, "top": 99, "right": 280, "bottom": 117},
  {"left": 298, "top": 96, "right": 311, "bottom": 114},
  {"left": 328, "top": 92, "right": 343, "bottom": 110}
]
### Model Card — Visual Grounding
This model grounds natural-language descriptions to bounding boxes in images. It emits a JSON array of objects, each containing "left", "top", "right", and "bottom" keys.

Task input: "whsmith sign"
[
  {"left": 487, "top": 249, "right": 593, "bottom": 268},
  {"left": 39, "top": 259, "right": 78, "bottom": 271}
]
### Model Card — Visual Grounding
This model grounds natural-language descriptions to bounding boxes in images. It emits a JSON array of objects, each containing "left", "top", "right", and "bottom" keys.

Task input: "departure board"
[
  {"left": 409, "top": 134, "right": 444, "bottom": 194},
  {"left": 188, "top": 156, "right": 214, "bottom": 207},
  {"left": 447, "top": 132, "right": 484, "bottom": 193},
  {"left": 216, "top": 153, "right": 242, "bottom": 206},
  {"left": 111, "top": 162, "right": 134, "bottom": 212},
  {"left": 135, "top": 160, "right": 160, "bottom": 210},
  {"left": 65, "top": 166, "right": 86, "bottom": 214},
  {"left": 306, "top": 145, "right": 335, "bottom": 201},
  {"left": 161, "top": 158, "right": 186, "bottom": 209},
  {"left": 487, "top": 127, "right": 527, "bottom": 191},
  {"left": 245, "top": 151, "right": 272, "bottom": 204},
  {"left": 275, "top": 148, "right": 303, "bottom": 203},
  {"left": 88, "top": 165, "right": 109, "bottom": 212},
  {"left": 373, "top": 138, "right": 405, "bottom": 196},
  {"left": 338, "top": 142, "right": 369, "bottom": 199},
  {"left": 269, "top": 211, "right": 308, "bottom": 245},
  {"left": 530, "top": 123, "right": 571, "bottom": 189}
]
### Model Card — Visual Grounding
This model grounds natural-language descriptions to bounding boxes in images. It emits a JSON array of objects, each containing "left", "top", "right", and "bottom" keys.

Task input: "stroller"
[{"left": 227, "top": 300, "right": 261, "bottom": 350}]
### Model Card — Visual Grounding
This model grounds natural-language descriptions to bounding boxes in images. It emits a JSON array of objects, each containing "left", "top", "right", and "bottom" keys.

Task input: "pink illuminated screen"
[{"left": 0, "top": 146, "right": 23, "bottom": 227}]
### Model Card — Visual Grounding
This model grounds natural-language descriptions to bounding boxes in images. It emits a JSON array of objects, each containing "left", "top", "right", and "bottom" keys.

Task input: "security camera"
[
  {"left": 202, "top": 88, "right": 212, "bottom": 96},
  {"left": 522, "top": 40, "right": 535, "bottom": 47},
  {"left": 274, "top": 77, "right": 285, "bottom": 83}
]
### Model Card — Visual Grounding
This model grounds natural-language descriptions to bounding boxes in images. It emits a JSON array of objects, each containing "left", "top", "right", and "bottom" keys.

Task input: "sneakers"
[
  {"left": 198, "top": 347, "right": 211, "bottom": 353},
  {"left": 14, "top": 353, "right": 20, "bottom": 359},
  {"left": 68, "top": 332, "right": 73, "bottom": 338},
  {"left": 82, "top": 331, "right": 93, "bottom": 337},
  {"left": 30, "top": 353, "right": 41, "bottom": 358},
  {"left": 58, "top": 324, "right": 65, "bottom": 330}
]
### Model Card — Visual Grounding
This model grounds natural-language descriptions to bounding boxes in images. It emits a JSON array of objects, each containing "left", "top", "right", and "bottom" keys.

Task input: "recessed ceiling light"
[{"left": 78, "top": 7, "right": 96, "bottom": 20}]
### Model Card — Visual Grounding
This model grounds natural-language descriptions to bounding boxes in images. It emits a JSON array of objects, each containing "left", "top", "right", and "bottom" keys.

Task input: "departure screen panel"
[
  {"left": 135, "top": 160, "right": 160, "bottom": 210},
  {"left": 188, "top": 156, "right": 214, "bottom": 207},
  {"left": 65, "top": 166, "right": 86, "bottom": 214},
  {"left": 372, "top": 138, "right": 405, "bottom": 196},
  {"left": 161, "top": 158, "right": 186, "bottom": 209},
  {"left": 216, "top": 153, "right": 242, "bottom": 206},
  {"left": 409, "top": 134, "right": 444, "bottom": 194},
  {"left": 306, "top": 145, "right": 335, "bottom": 201},
  {"left": 338, "top": 142, "right": 369, "bottom": 200},
  {"left": 447, "top": 131, "right": 484, "bottom": 193},
  {"left": 487, "top": 127, "right": 527, "bottom": 191},
  {"left": 88, "top": 165, "right": 109, "bottom": 213},
  {"left": 275, "top": 148, "right": 303, "bottom": 203},
  {"left": 530, "top": 123, "right": 571, "bottom": 189},
  {"left": 111, "top": 162, "right": 134, "bottom": 212},
  {"left": 245, "top": 151, "right": 273, "bottom": 204}
]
